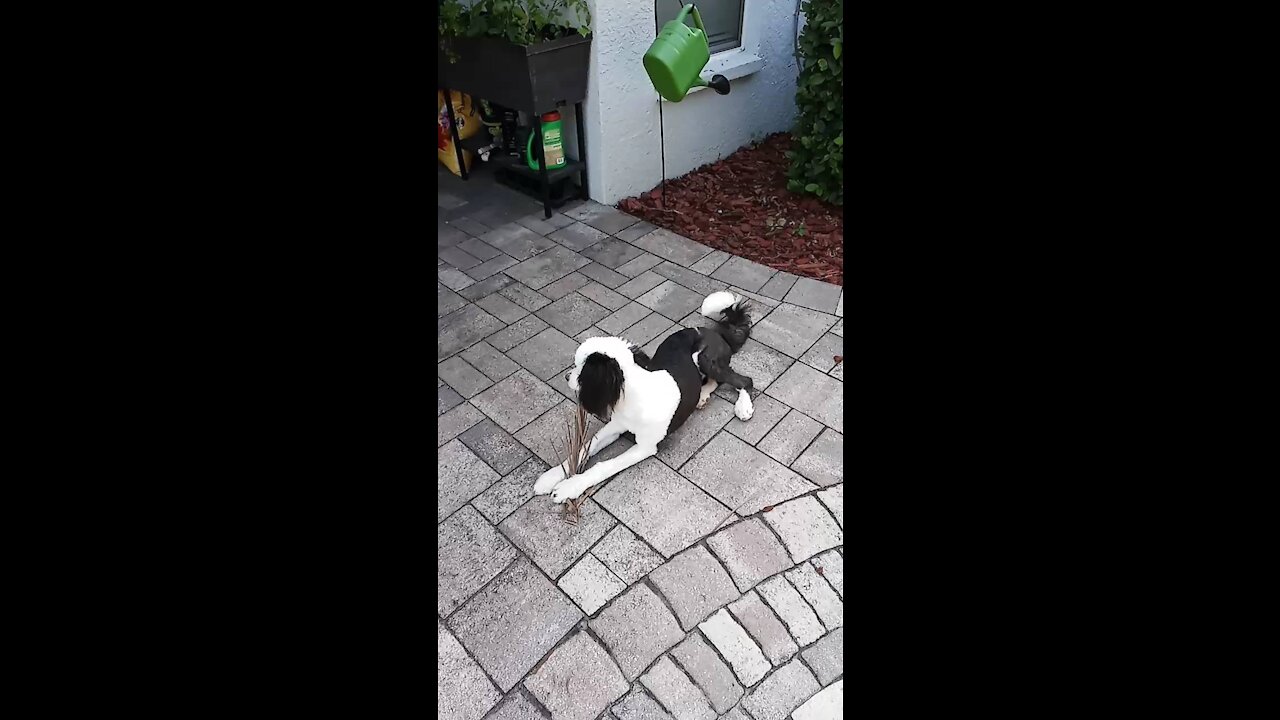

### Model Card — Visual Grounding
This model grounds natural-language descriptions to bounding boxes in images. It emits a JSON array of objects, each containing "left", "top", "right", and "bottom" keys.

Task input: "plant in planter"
[{"left": 439, "top": 0, "right": 591, "bottom": 61}]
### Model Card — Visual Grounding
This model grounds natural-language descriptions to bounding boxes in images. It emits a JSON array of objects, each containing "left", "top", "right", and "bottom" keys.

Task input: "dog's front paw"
[
  {"left": 533, "top": 466, "right": 566, "bottom": 495},
  {"left": 550, "top": 479, "right": 585, "bottom": 504},
  {"left": 696, "top": 396, "right": 710, "bottom": 409},
  {"left": 735, "top": 393, "right": 754, "bottom": 421}
]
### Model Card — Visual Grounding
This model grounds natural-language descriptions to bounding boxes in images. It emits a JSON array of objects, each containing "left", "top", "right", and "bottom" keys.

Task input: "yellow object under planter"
[{"left": 438, "top": 90, "right": 481, "bottom": 176}]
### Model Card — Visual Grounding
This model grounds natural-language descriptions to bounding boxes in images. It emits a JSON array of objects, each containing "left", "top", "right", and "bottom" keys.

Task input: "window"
[{"left": 656, "top": 0, "right": 744, "bottom": 55}]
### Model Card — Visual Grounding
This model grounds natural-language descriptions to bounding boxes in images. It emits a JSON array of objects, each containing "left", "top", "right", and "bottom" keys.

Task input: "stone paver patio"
[{"left": 438, "top": 165, "right": 843, "bottom": 720}]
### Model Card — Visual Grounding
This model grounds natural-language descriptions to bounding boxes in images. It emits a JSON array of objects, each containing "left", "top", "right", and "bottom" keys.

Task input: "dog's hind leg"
[{"left": 708, "top": 366, "right": 755, "bottom": 420}]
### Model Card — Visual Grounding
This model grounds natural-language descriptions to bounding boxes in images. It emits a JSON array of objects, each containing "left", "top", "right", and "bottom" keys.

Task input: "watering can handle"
[{"left": 674, "top": 4, "right": 706, "bottom": 33}]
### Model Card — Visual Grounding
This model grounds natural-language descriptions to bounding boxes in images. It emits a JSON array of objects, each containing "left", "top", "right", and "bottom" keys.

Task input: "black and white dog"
[{"left": 534, "top": 291, "right": 755, "bottom": 503}]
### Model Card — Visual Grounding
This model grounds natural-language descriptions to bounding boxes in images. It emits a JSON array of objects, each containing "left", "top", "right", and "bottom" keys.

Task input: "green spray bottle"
[{"left": 526, "top": 111, "right": 566, "bottom": 171}]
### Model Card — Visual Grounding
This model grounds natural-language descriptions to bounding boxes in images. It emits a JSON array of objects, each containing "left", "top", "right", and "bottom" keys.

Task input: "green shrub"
[
  {"left": 786, "top": 0, "right": 843, "bottom": 206},
  {"left": 439, "top": 0, "right": 591, "bottom": 61}
]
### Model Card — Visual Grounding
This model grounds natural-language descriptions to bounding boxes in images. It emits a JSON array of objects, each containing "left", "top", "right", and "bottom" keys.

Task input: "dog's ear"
[{"left": 577, "top": 352, "right": 624, "bottom": 419}]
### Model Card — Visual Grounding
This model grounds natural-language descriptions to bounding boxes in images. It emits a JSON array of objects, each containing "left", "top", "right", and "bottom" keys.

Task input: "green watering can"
[{"left": 643, "top": 4, "right": 731, "bottom": 102}]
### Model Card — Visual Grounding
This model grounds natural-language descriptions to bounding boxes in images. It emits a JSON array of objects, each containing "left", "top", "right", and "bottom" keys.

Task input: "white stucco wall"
[{"left": 581, "top": 0, "right": 803, "bottom": 205}]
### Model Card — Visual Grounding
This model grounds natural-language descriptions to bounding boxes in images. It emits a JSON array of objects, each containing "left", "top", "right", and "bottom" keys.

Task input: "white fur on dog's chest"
[{"left": 614, "top": 369, "right": 680, "bottom": 434}]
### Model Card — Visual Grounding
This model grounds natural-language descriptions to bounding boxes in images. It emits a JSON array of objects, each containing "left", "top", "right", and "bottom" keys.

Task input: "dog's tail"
[{"left": 700, "top": 291, "right": 752, "bottom": 351}]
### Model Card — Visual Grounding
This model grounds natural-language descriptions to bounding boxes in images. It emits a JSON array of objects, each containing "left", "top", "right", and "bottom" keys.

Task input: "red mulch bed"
[{"left": 618, "top": 133, "right": 843, "bottom": 286}]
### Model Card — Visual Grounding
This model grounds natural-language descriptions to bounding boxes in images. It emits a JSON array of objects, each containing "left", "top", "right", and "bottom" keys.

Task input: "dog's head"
[{"left": 564, "top": 337, "right": 639, "bottom": 420}]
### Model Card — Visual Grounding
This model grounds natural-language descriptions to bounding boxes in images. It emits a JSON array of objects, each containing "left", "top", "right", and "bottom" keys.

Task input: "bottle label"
[{"left": 543, "top": 127, "right": 565, "bottom": 167}]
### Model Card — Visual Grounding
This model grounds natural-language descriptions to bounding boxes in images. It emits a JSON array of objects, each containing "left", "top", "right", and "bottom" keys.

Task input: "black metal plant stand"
[{"left": 438, "top": 35, "right": 592, "bottom": 219}]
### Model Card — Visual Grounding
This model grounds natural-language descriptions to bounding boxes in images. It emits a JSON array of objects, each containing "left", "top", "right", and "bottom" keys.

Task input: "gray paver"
[
  {"left": 614, "top": 252, "right": 663, "bottom": 277},
  {"left": 649, "top": 544, "right": 741, "bottom": 631},
  {"left": 597, "top": 302, "right": 652, "bottom": 335},
  {"left": 448, "top": 557, "right": 582, "bottom": 692},
  {"left": 618, "top": 312, "right": 675, "bottom": 348},
  {"left": 517, "top": 210, "right": 574, "bottom": 234},
  {"left": 816, "top": 485, "right": 842, "bottom": 528},
  {"left": 479, "top": 223, "right": 559, "bottom": 260},
  {"left": 461, "top": 341, "right": 520, "bottom": 382},
  {"left": 439, "top": 283, "right": 468, "bottom": 317},
  {"left": 578, "top": 281, "right": 630, "bottom": 311},
  {"left": 724, "top": 393, "right": 790, "bottom": 445},
  {"left": 439, "top": 356, "right": 495, "bottom": 398},
  {"left": 783, "top": 277, "right": 842, "bottom": 314},
  {"left": 557, "top": 553, "right": 628, "bottom": 615},
  {"left": 550, "top": 221, "right": 610, "bottom": 251},
  {"left": 689, "top": 249, "right": 731, "bottom": 276},
  {"left": 652, "top": 262, "right": 730, "bottom": 296},
  {"left": 470, "top": 368, "right": 564, "bottom": 433},
  {"left": 440, "top": 246, "right": 483, "bottom": 271},
  {"left": 829, "top": 359, "right": 844, "bottom": 381},
  {"left": 498, "top": 283, "right": 553, "bottom": 313},
  {"left": 524, "top": 630, "right": 629, "bottom": 720},
  {"left": 631, "top": 228, "right": 712, "bottom": 267},
  {"left": 486, "top": 315, "right": 550, "bottom": 353},
  {"left": 791, "top": 428, "right": 842, "bottom": 487},
  {"left": 440, "top": 304, "right": 505, "bottom": 360},
  {"left": 710, "top": 339, "right": 794, "bottom": 402},
  {"left": 439, "top": 224, "right": 469, "bottom": 248},
  {"left": 438, "top": 623, "right": 502, "bottom": 720},
  {"left": 835, "top": 291, "right": 843, "bottom": 317},
  {"left": 740, "top": 658, "right": 820, "bottom": 720},
  {"left": 536, "top": 292, "right": 612, "bottom": 335},
  {"left": 727, "top": 591, "right": 799, "bottom": 666},
  {"left": 506, "top": 327, "right": 580, "bottom": 381},
  {"left": 710, "top": 255, "right": 776, "bottom": 293},
  {"left": 484, "top": 692, "right": 544, "bottom": 720},
  {"left": 812, "top": 549, "right": 843, "bottom": 599},
  {"left": 578, "top": 262, "right": 630, "bottom": 289},
  {"left": 762, "top": 496, "right": 842, "bottom": 564},
  {"left": 440, "top": 384, "right": 465, "bottom": 415},
  {"left": 594, "top": 457, "right": 730, "bottom": 558},
  {"left": 757, "top": 410, "right": 824, "bottom": 466},
  {"left": 639, "top": 322, "right": 680, "bottom": 358},
  {"left": 475, "top": 292, "right": 530, "bottom": 324},
  {"left": 637, "top": 280, "right": 707, "bottom": 322},
  {"left": 670, "top": 632, "right": 743, "bottom": 714},
  {"left": 438, "top": 440, "right": 500, "bottom": 522},
  {"left": 656, "top": 395, "right": 736, "bottom": 470},
  {"left": 589, "top": 582, "right": 686, "bottom": 680},
  {"left": 749, "top": 304, "right": 836, "bottom": 360},
  {"left": 505, "top": 245, "right": 591, "bottom": 289},
  {"left": 612, "top": 687, "right": 675, "bottom": 720},
  {"left": 800, "top": 628, "right": 843, "bottom": 686},
  {"left": 500, "top": 497, "right": 615, "bottom": 578},
  {"left": 575, "top": 326, "right": 610, "bottom": 343},
  {"left": 582, "top": 238, "right": 645, "bottom": 269},
  {"left": 439, "top": 402, "right": 486, "bottom": 447},
  {"left": 754, "top": 575, "right": 825, "bottom": 646},
  {"left": 757, "top": 271, "right": 800, "bottom": 301},
  {"left": 591, "top": 524, "right": 665, "bottom": 585},
  {"left": 458, "top": 418, "right": 533, "bottom": 476},
  {"left": 680, "top": 433, "right": 816, "bottom": 515},
  {"left": 765, "top": 363, "right": 843, "bottom": 433},
  {"left": 567, "top": 202, "right": 642, "bottom": 235},
  {"left": 614, "top": 220, "right": 658, "bottom": 243},
  {"left": 793, "top": 679, "right": 842, "bottom": 720},
  {"left": 798, "top": 333, "right": 843, "bottom": 373},
  {"left": 472, "top": 456, "right": 549, "bottom": 525},
  {"left": 539, "top": 271, "right": 592, "bottom": 301},
  {"left": 616, "top": 269, "right": 667, "bottom": 299},
  {"left": 451, "top": 216, "right": 492, "bottom": 237},
  {"left": 640, "top": 656, "right": 716, "bottom": 720},
  {"left": 459, "top": 273, "right": 516, "bottom": 301},
  {"left": 698, "top": 608, "right": 771, "bottom": 687},
  {"left": 706, "top": 518, "right": 793, "bottom": 592},
  {"left": 785, "top": 563, "right": 843, "bottom": 630},
  {"left": 458, "top": 236, "right": 504, "bottom": 262},
  {"left": 438, "top": 505, "right": 519, "bottom": 615},
  {"left": 440, "top": 267, "right": 477, "bottom": 291}
]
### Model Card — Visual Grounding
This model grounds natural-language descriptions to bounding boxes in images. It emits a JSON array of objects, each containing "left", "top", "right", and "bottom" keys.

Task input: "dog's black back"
[{"left": 649, "top": 328, "right": 704, "bottom": 434}]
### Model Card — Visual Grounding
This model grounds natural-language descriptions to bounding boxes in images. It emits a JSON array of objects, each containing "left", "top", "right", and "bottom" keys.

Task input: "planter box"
[{"left": 438, "top": 34, "right": 591, "bottom": 115}]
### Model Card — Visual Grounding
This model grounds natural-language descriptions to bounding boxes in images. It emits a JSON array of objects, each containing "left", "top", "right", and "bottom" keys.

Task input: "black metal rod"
[
  {"left": 575, "top": 102, "right": 588, "bottom": 201},
  {"left": 443, "top": 87, "right": 468, "bottom": 181},
  {"left": 534, "top": 115, "right": 553, "bottom": 219}
]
